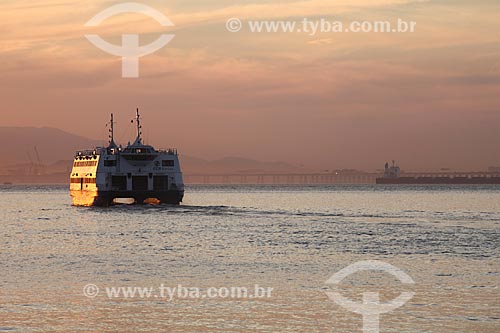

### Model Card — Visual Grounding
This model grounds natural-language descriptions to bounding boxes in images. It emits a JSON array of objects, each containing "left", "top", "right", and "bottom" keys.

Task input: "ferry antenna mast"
[
  {"left": 135, "top": 108, "right": 142, "bottom": 144},
  {"left": 108, "top": 113, "right": 117, "bottom": 148}
]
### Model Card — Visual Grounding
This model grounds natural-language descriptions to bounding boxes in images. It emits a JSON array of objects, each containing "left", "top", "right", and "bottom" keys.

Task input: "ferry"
[{"left": 70, "top": 109, "right": 184, "bottom": 206}]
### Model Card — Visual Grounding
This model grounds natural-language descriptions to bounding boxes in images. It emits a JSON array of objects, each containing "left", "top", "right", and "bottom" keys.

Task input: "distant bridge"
[
  {"left": 184, "top": 171, "right": 500, "bottom": 185},
  {"left": 184, "top": 173, "right": 380, "bottom": 184},
  {"left": 1, "top": 171, "right": 498, "bottom": 185}
]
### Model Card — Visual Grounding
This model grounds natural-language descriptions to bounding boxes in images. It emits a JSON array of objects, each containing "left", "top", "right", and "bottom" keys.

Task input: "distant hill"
[
  {"left": 0, "top": 127, "right": 304, "bottom": 177},
  {"left": 180, "top": 156, "right": 303, "bottom": 174},
  {"left": 0, "top": 127, "right": 102, "bottom": 166}
]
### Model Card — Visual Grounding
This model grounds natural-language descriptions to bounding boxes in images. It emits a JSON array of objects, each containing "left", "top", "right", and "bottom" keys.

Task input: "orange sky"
[{"left": 1, "top": 0, "right": 499, "bottom": 171}]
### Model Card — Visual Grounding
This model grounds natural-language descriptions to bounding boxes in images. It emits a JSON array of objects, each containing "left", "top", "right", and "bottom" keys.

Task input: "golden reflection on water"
[
  {"left": 70, "top": 189, "right": 98, "bottom": 207},
  {"left": 71, "top": 190, "right": 163, "bottom": 206}
]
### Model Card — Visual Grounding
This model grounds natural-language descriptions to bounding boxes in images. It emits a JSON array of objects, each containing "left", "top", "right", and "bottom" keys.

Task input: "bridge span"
[
  {"left": 184, "top": 173, "right": 379, "bottom": 184},
  {"left": 184, "top": 171, "right": 500, "bottom": 185}
]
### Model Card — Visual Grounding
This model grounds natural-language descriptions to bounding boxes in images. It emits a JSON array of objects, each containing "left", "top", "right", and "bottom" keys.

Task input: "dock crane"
[
  {"left": 33, "top": 146, "right": 45, "bottom": 175},
  {"left": 26, "top": 151, "right": 34, "bottom": 175},
  {"left": 25, "top": 147, "right": 45, "bottom": 176}
]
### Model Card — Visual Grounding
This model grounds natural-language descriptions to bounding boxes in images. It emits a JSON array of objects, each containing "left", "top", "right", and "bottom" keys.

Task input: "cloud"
[
  {"left": 0, "top": 0, "right": 430, "bottom": 53},
  {"left": 171, "top": 0, "right": 431, "bottom": 25},
  {"left": 308, "top": 38, "right": 334, "bottom": 45}
]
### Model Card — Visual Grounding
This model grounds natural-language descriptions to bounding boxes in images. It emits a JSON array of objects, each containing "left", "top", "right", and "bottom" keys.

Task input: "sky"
[{"left": 1, "top": 0, "right": 499, "bottom": 171}]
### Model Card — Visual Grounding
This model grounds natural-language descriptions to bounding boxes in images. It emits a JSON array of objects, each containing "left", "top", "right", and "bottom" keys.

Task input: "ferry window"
[
  {"left": 162, "top": 160, "right": 174, "bottom": 167},
  {"left": 80, "top": 178, "right": 96, "bottom": 184},
  {"left": 104, "top": 160, "right": 117, "bottom": 167},
  {"left": 112, "top": 176, "right": 127, "bottom": 191},
  {"left": 132, "top": 176, "right": 148, "bottom": 191},
  {"left": 153, "top": 175, "right": 168, "bottom": 190},
  {"left": 73, "top": 160, "right": 98, "bottom": 167}
]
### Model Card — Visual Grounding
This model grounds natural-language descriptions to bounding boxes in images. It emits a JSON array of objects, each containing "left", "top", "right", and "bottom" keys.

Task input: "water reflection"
[{"left": 0, "top": 185, "right": 499, "bottom": 332}]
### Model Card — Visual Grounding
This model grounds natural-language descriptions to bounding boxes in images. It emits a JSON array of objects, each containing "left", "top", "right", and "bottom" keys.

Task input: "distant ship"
[
  {"left": 70, "top": 109, "right": 184, "bottom": 206},
  {"left": 376, "top": 161, "right": 500, "bottom": 184}
]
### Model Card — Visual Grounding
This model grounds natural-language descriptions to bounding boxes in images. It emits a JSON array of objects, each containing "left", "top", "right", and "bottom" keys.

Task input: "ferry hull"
[{"left": 70, "top": 189, "right": 184, "bottom": 206}]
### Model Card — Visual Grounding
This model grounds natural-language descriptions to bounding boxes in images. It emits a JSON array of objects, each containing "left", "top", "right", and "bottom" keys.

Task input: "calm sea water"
[{"left": 0, "top": 185, "right": 499, "bottom": 332}]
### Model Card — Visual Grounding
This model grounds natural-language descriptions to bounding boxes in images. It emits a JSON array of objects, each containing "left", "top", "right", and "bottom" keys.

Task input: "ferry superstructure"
[{"left": 70, "top": 110, "right": 184, "bottom": 206}]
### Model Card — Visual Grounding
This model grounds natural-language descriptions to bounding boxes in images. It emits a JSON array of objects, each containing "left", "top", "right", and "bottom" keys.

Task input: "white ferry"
[{"left": 70, "top": 109, "right": 184, "bottom": 206}]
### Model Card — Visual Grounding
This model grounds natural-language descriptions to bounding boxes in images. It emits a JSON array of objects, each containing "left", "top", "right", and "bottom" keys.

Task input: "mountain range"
[{"left": 0, "top": 127, "right": 305, "bottom": 175}]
